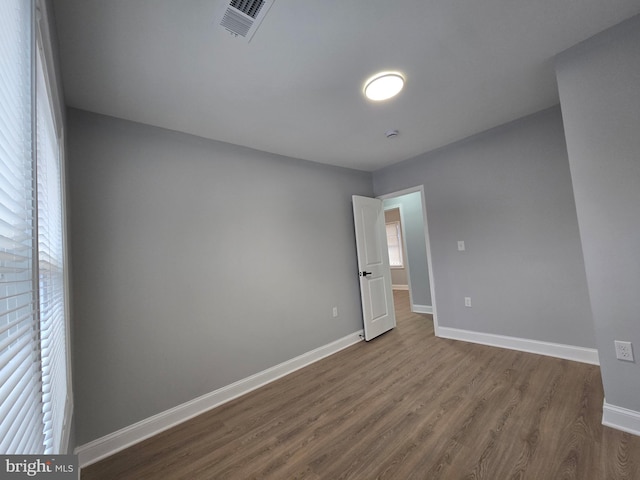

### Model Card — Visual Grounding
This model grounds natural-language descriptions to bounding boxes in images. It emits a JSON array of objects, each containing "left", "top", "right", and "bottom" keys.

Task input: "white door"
[{"left": 352, "top": 195, "right": 396, "bottom": 341}]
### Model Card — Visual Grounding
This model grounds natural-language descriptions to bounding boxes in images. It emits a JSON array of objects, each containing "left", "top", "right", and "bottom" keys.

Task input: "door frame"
[{"left": 378, "top": 185, "right": 439, "bottom": 334}]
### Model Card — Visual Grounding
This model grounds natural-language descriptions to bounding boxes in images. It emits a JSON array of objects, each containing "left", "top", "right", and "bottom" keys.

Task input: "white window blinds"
[
  {"left": 0, "top": 0, "right": 70, "bottom": 454},
  {"left": 36, "top": 43, "right": 68, "bottom": 454},
  {"left": 0, "top": 0, "right": 46, "bottom": 454},
  {"left": 386, "top": 222, "right": 403, "bottom": 267}
]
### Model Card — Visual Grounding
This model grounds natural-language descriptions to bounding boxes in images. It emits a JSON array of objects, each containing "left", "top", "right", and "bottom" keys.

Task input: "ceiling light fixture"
[{"left": 364, "top": 72, "right": 405, "bottom": 101}]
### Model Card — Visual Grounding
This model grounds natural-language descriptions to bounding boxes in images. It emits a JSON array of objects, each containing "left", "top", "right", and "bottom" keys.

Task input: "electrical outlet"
[
  {"left": 614, "top": 341, "right": 634, "bottom": 362},
  {"left": 464, "top": 297, "right": 472, "bottom": 308},
  {"left": 332, "top": 307, "right": 338, "bottom": 318}
]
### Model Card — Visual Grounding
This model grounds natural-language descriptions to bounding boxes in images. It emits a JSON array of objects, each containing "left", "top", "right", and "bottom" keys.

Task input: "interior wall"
[
  {"left": 555, "top": 15, "right": 640, "bottom": 414},
  {"left": 383, "top": 193, "right": 431, "bottom": 307},
  {"left": 66, "top": 108, "right": 373, "bottom": 445},
  {"left": 373, "top": 107, "right": 595, "bottom": 348}
]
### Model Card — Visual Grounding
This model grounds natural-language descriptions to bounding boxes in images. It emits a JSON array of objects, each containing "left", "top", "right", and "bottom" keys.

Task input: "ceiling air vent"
[{"left": 219, "top": 0, "right": 275, "bottom": 41}]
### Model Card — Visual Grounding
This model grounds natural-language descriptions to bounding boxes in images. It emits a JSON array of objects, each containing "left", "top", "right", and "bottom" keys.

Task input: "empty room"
[{"left": 2, "top": 0, "right": 640, "bottom": 478}]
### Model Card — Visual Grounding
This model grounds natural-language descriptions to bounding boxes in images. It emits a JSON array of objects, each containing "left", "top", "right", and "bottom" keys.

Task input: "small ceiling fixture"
[
  {"left": 364, "top": 72, "right": 405, "bottom": 101},
  {"left": 385, "top": 129, "right": 399, "bottom": 138}
]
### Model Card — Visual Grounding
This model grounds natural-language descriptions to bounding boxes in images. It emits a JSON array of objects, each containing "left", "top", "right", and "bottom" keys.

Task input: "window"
[
  {"left": 36, "top": 40, "right": 69, "bottom": 454},
  {"left": 386, "top": 221, "right": 403, "bottom": 268},
  {"left": 0, "top": 0, "right": 70, "bottom": 454}
]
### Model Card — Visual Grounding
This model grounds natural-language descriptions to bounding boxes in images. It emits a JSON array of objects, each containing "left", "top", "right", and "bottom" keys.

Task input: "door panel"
[
  {"left": 362, "top": 205, "right": 384, "bottom": 266},
  {"left": 368, "top": 277, "right": 389, "bottom": 319},
  {"left": 352, "top": 195, "right": 396, "bottom": 341}
]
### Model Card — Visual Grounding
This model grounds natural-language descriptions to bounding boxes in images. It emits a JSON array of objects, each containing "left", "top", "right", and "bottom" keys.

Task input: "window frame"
[
  {"left": 0, "top": 0, "right": 72, "bottom": 454},
  {"left": 34, "top": 0, "right": 73, "bottom": 453}
]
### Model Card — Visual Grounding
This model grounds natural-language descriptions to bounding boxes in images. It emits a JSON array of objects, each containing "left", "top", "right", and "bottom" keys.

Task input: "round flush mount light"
[{"left": 364, "top": 72, "right": 405, "bottom": 101}]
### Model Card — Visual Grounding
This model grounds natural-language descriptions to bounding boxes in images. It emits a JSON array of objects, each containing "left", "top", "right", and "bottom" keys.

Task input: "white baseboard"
[
  {"left": 602, "top": 400, "right": 640, "bottom": 437},
  {"left": 392, "top": 284, "right": 409, "bottom": 290},
  {"left": 75, "top": 330, "right": 364, "bottom": 468},
  {"left": 437, "top": 326, "right": 600, "bottom": 365},
  {"left": 412, "top": 304, "right": 433, "bottom": 314}
]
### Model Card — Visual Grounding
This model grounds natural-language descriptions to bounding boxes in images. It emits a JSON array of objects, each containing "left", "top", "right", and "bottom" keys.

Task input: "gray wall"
[
  {"left": 384, "top": 209, "right": 409, "bottom": 287},
  {"left": 67, "top": 109, "right": 373, "bottom": 445},
  {"left": 373, "top": 107, "right": 595, "bottom": 347},
  {"left": 555, "top": 15, "right": 640, "bottom": 412},
  {"left": 383, "top": 193, "right": 431, "bottom": 307}
]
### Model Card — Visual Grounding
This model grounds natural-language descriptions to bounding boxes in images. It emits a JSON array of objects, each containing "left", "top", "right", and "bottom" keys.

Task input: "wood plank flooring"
[{"left": 82, "top": 291, "right": 640, "bottom": 479}]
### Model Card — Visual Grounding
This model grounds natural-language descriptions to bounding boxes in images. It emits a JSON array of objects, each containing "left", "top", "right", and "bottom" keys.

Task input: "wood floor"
[{"left": 82, "top": 291, "right": 640, "bottom": 479}]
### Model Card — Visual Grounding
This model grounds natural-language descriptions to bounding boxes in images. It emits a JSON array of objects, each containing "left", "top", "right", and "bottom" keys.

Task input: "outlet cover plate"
[{"left": 614, "top": 340, "right": 634, "bottom": 362}]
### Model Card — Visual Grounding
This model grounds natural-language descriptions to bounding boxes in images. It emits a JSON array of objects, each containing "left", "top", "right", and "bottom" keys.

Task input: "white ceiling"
[{"left": 52, "top": 0, "right": 640, "bottom": 172}]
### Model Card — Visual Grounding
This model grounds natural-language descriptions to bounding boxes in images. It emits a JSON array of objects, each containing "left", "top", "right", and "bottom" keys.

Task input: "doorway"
[{"left": 378, "top": 186, "right": 438, "bottom": 332}]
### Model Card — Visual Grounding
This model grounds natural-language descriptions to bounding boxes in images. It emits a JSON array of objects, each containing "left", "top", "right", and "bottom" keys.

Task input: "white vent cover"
[{"left": 219, "top": 0, "right": 275, "bottom": 41}]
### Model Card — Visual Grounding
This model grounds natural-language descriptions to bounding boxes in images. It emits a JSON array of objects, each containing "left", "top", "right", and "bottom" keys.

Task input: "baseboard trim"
[
  {"left": 75, "top": 330, "right": 364, "bottom": 468},
  {"left": 412, "top": 304, "right": 433, "bottom": 314},
  {"left": 392, "top": 284, "right": 409, "bottom": 291},
  {"left": 437, "top": 326, "right": 599, "bottom": 365},
  {"left": 602, "top": 401, "right": 640, "bottom": 437}
]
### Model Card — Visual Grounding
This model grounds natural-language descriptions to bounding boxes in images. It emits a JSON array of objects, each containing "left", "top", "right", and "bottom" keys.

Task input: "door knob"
[{"left": 360, "top": 271, "right": 372, "bottom": 277}]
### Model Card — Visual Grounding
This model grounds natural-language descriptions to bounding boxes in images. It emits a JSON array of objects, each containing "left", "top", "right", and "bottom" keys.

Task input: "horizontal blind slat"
[
  {"left": 0, "top": 331, "right": 36, "bottom": 378},
  {"left": 0, "top": 369, "right": 43, "bottom": 453}
]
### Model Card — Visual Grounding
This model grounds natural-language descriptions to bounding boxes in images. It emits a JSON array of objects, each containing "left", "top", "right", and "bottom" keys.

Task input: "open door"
[{"left": 352, "top": 195, "right": 396, "bottom": 341}]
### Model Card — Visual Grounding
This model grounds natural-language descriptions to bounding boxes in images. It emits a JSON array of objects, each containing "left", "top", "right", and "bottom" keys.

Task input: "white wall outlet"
[
  {"left": 464, "top": 297, "right": 472, "bottom": 307},
  {"left": 457, "top": 241, "right": 465, "bottom": 251},
  {"left": 332, "top": 306, "right": 338, "bottom": 318},
  {"left": 614, "top": 341, "right": 634, "bottom": 362}
]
